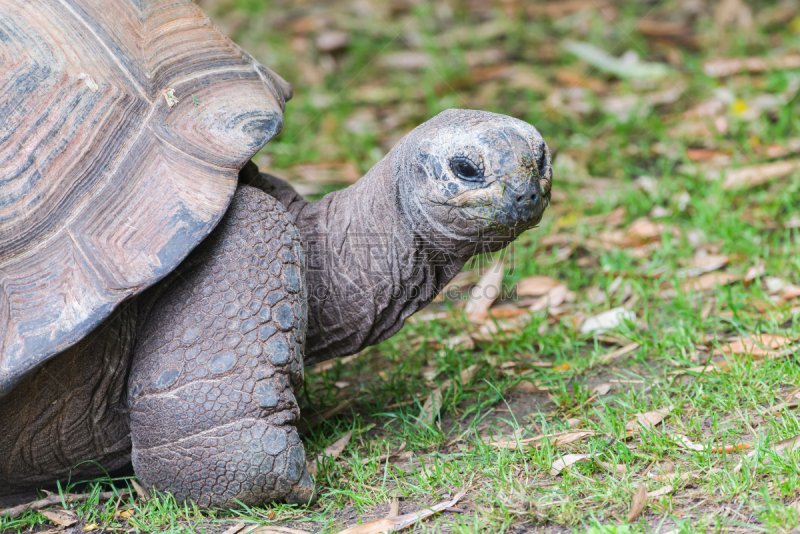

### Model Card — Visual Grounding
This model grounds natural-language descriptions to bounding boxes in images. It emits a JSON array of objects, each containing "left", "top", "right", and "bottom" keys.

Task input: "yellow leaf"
[
  {"left": 553, "top": 362, "right": 571, "bottom": 371},
  {"left": 83, "top": 524, "right": 98, "bottom": 532}
]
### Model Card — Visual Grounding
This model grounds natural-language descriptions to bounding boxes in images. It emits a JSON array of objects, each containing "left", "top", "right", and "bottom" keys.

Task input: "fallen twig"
[{"left": 1, "top": 491, "right": 130, "bottom": 520}]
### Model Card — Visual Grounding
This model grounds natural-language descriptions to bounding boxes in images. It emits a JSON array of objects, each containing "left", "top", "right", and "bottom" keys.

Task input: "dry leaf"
[
  {"left": 427, "top": 335, "right": 475, "bottom": 352},
  {"left": 308, "top": 430, "right": 353, "bottom": 476},
  {"left": 779, "top": 285, "right": 800, "bottom": 301},
  {"left": 737, "top": 435, "right": 800, "bottom": 474},
  {"left": 0, "top": 491, "right": 129, "bottom": 520},
  {"left": 250, "top": 527, "right": 312, "bottom": 534},
  {"left": 336, "top": 520, "right": 394, "bottom": 534},
  {"left": 744, "top": 263, "right": 766, "bottom": 282},
  {"left": 551, "top": 429, "right": 595, "bottom": 446},
  {"left": 220, "top": 523, "right": 247, "bottom": 534},
  {"left": 510, "top": 379, "right": 550, "bottom": 393},
  {"left": 553, "top": 362, "right": 571, "bottom": 372},
  {"left": 466, "top": 262, "right": 504, "bottom": 320},
  {"left": 298, "top": 399, "right": 355, "bottom": 434},
  {"left": 722, "top": 160, "right": 800, "bottom": 190},
  {"left": 528, "top": 0, "right": 613, "bottom": 18},
  {"left": 486, "top": 434, "right": 541, "bottom": 450},
  {"left": 669, "top": 433, "right": 704, "bottom": 451},
  {"left": 517, "top": 276, "right": 562, "bottom": 296},
  {"left": 681, "top": 272, "right": 741, "bottom": 292},
  {"left": 736, "top": 434, "right": 800, "bottom": 473},
  {"left": 322, "top": 431, "right": 353, "bottom": 458},
  {"left": 709, "top": 443, "right": 751, "bottom": 453},
  {"left": 555, "top": 68, "right": 607, "bottom": 92},
  {"left": 627, "top": 218, "right": 666, "bottom": 242},
  {"left": 671, "top": 361, "right": 731, "bottom": 375},
  {"left": 723, "top": 334, "right": 795, "bottom": 354},
  {"left": 766, "top": 398, "right": 800, "bottom": 415},
  {"left": 489, "top": 429, "right": 595, "bottom": 450},
  {"left": 529, "top": 284, "right": 568, "bottom": 312},
  {"left": 316, "top": 31, "right": 349, "bottom": 52},
  {"left": 771, "top": 434, "right": 800, "bottom": 456},
  {"left": 591, "top": 383, "right": 612, "bottom": 396},
  {"left": 131, "top": 479, "right": 149, "bottom": 502},
  {"left": 83, "top": 524, "right": 98, "bottom": 532},
  {"left": 385, "top": 501, "right": 400, "bottom": 519},
  {"left": 40, "top": 509, "right": 78, "bottom": 527},
  {"left": 627, "top": 483, "right": 648, "bottom": 522},
  {"left": 361, "top": 441, "right": 406, "bottom": 466},
  {"left": 580, "top": 308, "right": 636, "bottom": 335},
  {"left": 456, "top": 363, "right": 481, "bottom": 387},
  {"left": 417, "top": 364, "right": 480, "bottom": 427},
  {"left": 625, "top": 405, "right": 674, "bottom": 437},
  {"left": 704, "top": 54, "right": 800, "bottom": 77},
  {"left": 309, "top": 353, "right": 360, "bottom": 374},
  {"left": 686, "top": 148, "right": 731, "bottom": 164},
  {"left": 678, "top": 254, "right": 729, "bottom": 278},
  {"left": 603, "top": 206, "right": 626, "bottom": 227},
  {"left": 335, "top": 490, "right": 466, "bottom": 534},
  {"left": 550, "top": 453, "right": 596, "bottom": 475},
  {"left": 647, "top": 485, "right": 674, "bottom": 498},
  {"left": 595, "top": 460, "right": 629, "bottom": 474},
  {"left": 484, "top": 307, "right": 529, "bottom": 320},
  {"left": 117, "top": 509, "right": 134, "bottom": 519},
  {"left": 419, "top": 389, "right": 443, "bottom": 426},
  {"left": 598, "top": 342, "right": 640, "bottom": 365}
]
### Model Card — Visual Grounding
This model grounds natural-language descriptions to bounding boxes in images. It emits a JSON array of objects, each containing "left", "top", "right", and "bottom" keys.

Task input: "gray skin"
[{"left": 0, "top": 109, "right": 551, "bottom": 508}]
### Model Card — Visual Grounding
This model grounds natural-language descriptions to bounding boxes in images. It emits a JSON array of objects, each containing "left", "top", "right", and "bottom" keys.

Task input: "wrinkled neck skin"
[{"left": 255, "top": 155, "right": 469, "bottom": 365}]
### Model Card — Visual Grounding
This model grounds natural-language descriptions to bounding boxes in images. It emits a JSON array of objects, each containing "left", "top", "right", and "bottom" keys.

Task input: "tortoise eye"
[
  {"left": 450, "top": 157, "right": 483, "bottom": 182},
  {"left": 537, "top": 148, "right": 547, "bottom": 175}
]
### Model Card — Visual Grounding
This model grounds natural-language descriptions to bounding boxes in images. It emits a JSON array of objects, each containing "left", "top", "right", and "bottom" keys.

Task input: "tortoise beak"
[{"left": 491, "top": 177, "right": 547, "bottom": 230}]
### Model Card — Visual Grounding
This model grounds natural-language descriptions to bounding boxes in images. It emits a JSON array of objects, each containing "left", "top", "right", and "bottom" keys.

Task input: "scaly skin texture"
[
  {"left": 1, "top": 109, "right": 551, "bottom": 508},
  {"left": 0, "top": 305, "right": 137, "bottom": 493},
  {"left": 244, "top": 109, "right": 552, "bottom": 365},
  {"left": 128, "top": 185, "right": 313, "bottom": 507}
]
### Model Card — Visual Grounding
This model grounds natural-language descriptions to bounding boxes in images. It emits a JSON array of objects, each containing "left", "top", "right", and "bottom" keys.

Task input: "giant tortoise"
[{"left": 0, "top": 0, "right": 552, "bottom": 508}]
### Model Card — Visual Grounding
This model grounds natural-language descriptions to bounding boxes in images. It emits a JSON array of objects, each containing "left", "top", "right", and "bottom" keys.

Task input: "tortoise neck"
[{"left": 293, "top": 155, "right": 466, "bottom": 365}]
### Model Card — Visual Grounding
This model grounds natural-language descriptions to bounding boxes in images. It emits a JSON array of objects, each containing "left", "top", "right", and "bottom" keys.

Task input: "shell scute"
[{"left": 0, "top": 0, "right": 289, "bottom": 395}]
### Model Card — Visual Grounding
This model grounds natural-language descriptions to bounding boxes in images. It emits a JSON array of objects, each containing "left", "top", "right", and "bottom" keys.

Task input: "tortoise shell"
[{"left": 0, "top": 0, "right": 290, "bottom": 396}]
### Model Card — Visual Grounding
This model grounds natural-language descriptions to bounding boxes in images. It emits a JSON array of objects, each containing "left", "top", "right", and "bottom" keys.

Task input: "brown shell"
[{"left": 0, "top": 0, "right": 290, "bottom": 395}]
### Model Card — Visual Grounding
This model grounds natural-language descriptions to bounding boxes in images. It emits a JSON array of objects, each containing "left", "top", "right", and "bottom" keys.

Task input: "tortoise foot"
[
  {"left": 128, "top": 186, "right": 311, "bottom": 508},
  {"left": 131, "top": 419, "right": 314, "bottom": 508}
]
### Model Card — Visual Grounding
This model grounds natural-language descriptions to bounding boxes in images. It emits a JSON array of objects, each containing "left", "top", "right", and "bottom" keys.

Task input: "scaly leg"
[{"left": 128, "top": 186, "right": 314, "bottom": 507}]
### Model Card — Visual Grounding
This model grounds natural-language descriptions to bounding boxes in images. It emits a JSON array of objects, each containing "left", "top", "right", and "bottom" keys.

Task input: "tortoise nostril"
[{"left": 516, "top": 194, "right": 523, "bottom": 203}]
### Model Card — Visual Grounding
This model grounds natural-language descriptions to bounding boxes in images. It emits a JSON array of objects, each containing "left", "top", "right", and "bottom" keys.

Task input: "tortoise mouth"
[{"left": 444, "top": 179, "right": 547, "bottom": 231}]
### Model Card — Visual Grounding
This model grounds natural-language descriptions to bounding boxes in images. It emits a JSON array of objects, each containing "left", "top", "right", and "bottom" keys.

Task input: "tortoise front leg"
[{"left": 127, "top": 186, "right": 314, "bottom": 508}]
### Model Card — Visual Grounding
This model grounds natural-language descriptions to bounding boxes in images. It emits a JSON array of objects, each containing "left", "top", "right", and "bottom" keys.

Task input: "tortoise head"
[{"left": 394, "top": 109, "right": 552, "bottom": 255}]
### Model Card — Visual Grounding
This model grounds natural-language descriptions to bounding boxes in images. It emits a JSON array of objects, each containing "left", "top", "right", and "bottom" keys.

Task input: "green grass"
[{"left": 6, "top": 0, "right": 800, "bottom": 532}]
